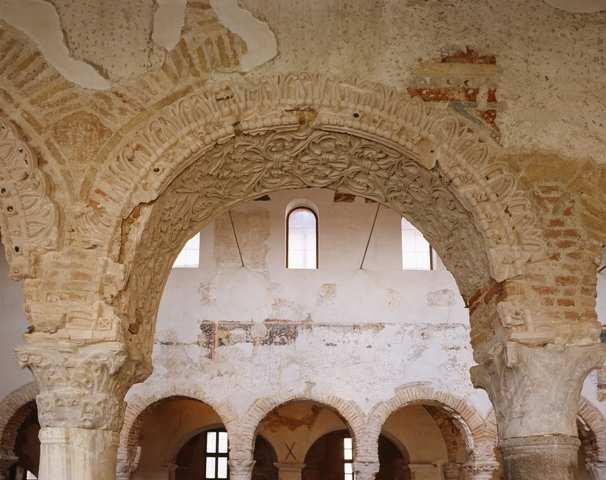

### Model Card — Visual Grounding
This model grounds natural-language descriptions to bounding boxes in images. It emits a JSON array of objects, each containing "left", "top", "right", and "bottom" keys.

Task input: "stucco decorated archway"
[{"left": 1, "top": 41, "right": 605, "bottom": 478}]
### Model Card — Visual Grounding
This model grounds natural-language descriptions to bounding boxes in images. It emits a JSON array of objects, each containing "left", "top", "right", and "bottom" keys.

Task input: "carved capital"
[
  {"left": 471, "top": 342, "right": 606, "bottom": 439},
  {"left": 16, "top": 341, "right": 146, "bottom": 431}
]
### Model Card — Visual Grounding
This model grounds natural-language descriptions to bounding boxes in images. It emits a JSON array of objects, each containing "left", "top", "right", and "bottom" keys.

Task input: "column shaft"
[{"left": 500, "top": 435, "right": 580, "bottom": 480}]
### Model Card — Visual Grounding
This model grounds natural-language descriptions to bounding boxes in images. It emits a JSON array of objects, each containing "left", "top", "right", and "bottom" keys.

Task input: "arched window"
[
  {"left": 287, "top": 207, "right": 318, "bottom": 269},
  {"left": 204, "top": 429, "right": 229, "bottom": 479},
  {"left": 401, "top": 218, "right": 433, "bottom": 271}
]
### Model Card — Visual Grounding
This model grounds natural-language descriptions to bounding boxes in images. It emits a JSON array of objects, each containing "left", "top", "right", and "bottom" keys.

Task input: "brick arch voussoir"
[
  {"left": 90, "top": 74, "right": 542, "bottom": 284},
  {"left": 237, "top": 392, "right": 366, "bottom": 462},
  {"left": 365, "top": 384, "right": 497, "bottom": 465},
  {"left": 578, "top": 397, "right": 606, "bottom": 463},
  {"left": 0, "top": 382, "right": 39, "bottom": 456},
  {"left": 119, "top": 383, "right": 239, "bottom": 467}
]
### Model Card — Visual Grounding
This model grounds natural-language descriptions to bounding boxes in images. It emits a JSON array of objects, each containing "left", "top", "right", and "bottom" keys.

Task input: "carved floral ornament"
[{"left": 72, "top": 74, "right": 544, "bottom": 356}]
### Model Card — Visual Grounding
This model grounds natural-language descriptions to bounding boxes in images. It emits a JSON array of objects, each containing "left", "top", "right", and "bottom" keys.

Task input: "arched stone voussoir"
[
  {"left": 365, "top": 383, "right": 497, "bottom": 465},
  {"left": 237, "top": 392, "right": 367, "bottom": 461}
]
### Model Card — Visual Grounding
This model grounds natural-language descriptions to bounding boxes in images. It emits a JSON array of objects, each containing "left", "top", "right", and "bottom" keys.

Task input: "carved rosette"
[
  {"left": 0, "top": 116, "right": 58, "bottom": 279},
  {"left": 471, "top": 342, "right": 606, "bottom": 440},
  {"left": 16, "top": 341, "right": 144, "bottom": 432}
]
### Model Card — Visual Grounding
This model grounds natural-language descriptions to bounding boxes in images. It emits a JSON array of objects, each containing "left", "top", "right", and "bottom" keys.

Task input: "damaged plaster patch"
[
  {"left": 0, "top": 0, "right": 111, "bottom": 90},
  {"left": 209, "top": 0, "right": 277, "bottom": 71},
  {"left": 153, "top": 0, "right": 187, "bottom": 50},
  {"left": 427, "top": 289, "right": 455, "bottom": 307},
  {"left": 543, "top": 0, "right": 606, "bottom": 12}
]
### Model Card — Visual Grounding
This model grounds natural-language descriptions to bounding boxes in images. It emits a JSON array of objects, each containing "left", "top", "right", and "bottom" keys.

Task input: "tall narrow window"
[
  {"left": 401, "top": 218, "right": 432, "bottom": 271},
  {"left": 343, "top": 437, "right": 354, "bottom": 480},
  {"left": 173, "top": 233, "right": 200, "bottom": 268},
  {"left": 205, "top": 429, "right": 229, "bottom": 479},
  {"left": 287, "top": 207, "right": 318, "bottom": 269}
]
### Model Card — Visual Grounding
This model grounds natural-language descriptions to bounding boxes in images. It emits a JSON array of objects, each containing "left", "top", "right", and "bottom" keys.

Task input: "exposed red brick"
[
  {"left": 557, "top": 298, "right": 575, "bottom": 307},
  {"left": 441, "top": 47, "right": 496, "bottom": 65}
]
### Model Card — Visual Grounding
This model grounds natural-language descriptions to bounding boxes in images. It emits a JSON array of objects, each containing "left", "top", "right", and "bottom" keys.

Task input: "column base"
[{"left": 500, "top": 435, "right": 580, "bottom": 480}]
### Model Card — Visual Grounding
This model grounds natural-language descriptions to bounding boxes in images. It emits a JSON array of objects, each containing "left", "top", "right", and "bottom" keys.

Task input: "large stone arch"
[
  {"left": 364, "top": 383, "right": 498, "bottom": 467},
  {"left": 117, "top": 383, "right": 238, "bottom": 478},
  {"left": 0, "top": 382, "right": 39, "bottom": 476},
  {"left": 76, "top": 74, "right": 547, "bottom": 363},
  {"left": 577, "top": 398, "right": 606, "bottom": 474},
  {"left": 238, "top": 393, "right": 366, "bottom": 463}
]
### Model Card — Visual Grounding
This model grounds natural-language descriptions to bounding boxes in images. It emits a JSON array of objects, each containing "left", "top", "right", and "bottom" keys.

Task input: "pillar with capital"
[
  {"left": 472, "top": 342, "right": 605, "bottom": 480},
  {"left": 16, "top": 340, "right": 149, "bottom": 480},
  {"left": 354, "top": 460, "right": 380, "bottom": 480}
]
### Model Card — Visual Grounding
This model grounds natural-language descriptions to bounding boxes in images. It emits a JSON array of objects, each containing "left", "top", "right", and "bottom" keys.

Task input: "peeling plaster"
[
  {"left": 0, "top": 0, "right": 111, "bottom": 90},
  {"left": 153, "top": 0, "right": 187, "bottom": 50},
  {"left": 543, "top": 0, "right": 606, "bottom": 12},
  {"left": 209, "top": 0, "right": 278, "bottom": 71}
]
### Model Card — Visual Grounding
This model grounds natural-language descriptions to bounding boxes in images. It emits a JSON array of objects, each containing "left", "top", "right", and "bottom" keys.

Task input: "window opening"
[
  {"left": 173, "top": 233, "right": 200, "bottom": 268},
  {"left": 344, "top": 437, "right": 354, "bottom": 480},
  {"left": 287, "top": 207, "right": 318, "bottom": 269},
  {"left": 401, "top": 218, "right": 432, "bottom": 271},
  {"left": 205, "top": 429, "right": 229, "bottom": 479}
]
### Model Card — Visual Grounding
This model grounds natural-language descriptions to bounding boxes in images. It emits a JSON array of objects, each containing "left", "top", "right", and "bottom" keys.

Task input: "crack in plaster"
[
  {"left": 209, "top": 0, "right": 278, "bottom": 72},
  {"left": 0, "top": 0, "right": 111, "bottom": 90}
]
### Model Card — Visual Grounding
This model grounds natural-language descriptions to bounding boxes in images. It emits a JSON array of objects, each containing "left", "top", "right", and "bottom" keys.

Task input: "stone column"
[
  {"left": 472, "top": 342, "right": 605, "bottom": 480},
  {"left": 0, "top": 449, "right": 18, "bottom": 480},
  {"left": 16, "top": 340, "right": 148, "bottom": 480},
  {"left": 275, "top": 462, "right": 305, "bottom": 480},
  {"left": 229, "top": 458, "right": 255, "bottom": 480},
  {"left": 408, "top": 463, "right": 439, "bottom": 480},
  {"left": 354, "top": 460, "right": 380, "bottom": 480}
]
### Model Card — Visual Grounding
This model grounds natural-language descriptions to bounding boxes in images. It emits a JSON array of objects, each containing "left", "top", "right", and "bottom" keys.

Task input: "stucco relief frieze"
[
  {"left": 16, "top": 341, "right": 146, "bottom": 432},
  {"left": 0, "top": 116, "right": 59, "bottom": 279}
]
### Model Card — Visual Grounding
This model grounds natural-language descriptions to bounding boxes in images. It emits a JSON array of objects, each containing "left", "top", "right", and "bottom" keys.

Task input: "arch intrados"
[
  {"left": 120, "top": 391, "right": 236, "bottom": 454},
  {"left": 379, "top": 429, "right": 411, "bottom": 464},
  {"left": 244, "top": 395, "right": 365, "bottom": 458},
  {"left": 169, "top": 422, "right": 228, "bottom": 464},
  {"left": 367, "top": 386, "right": 495, "bottom": 465}
]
